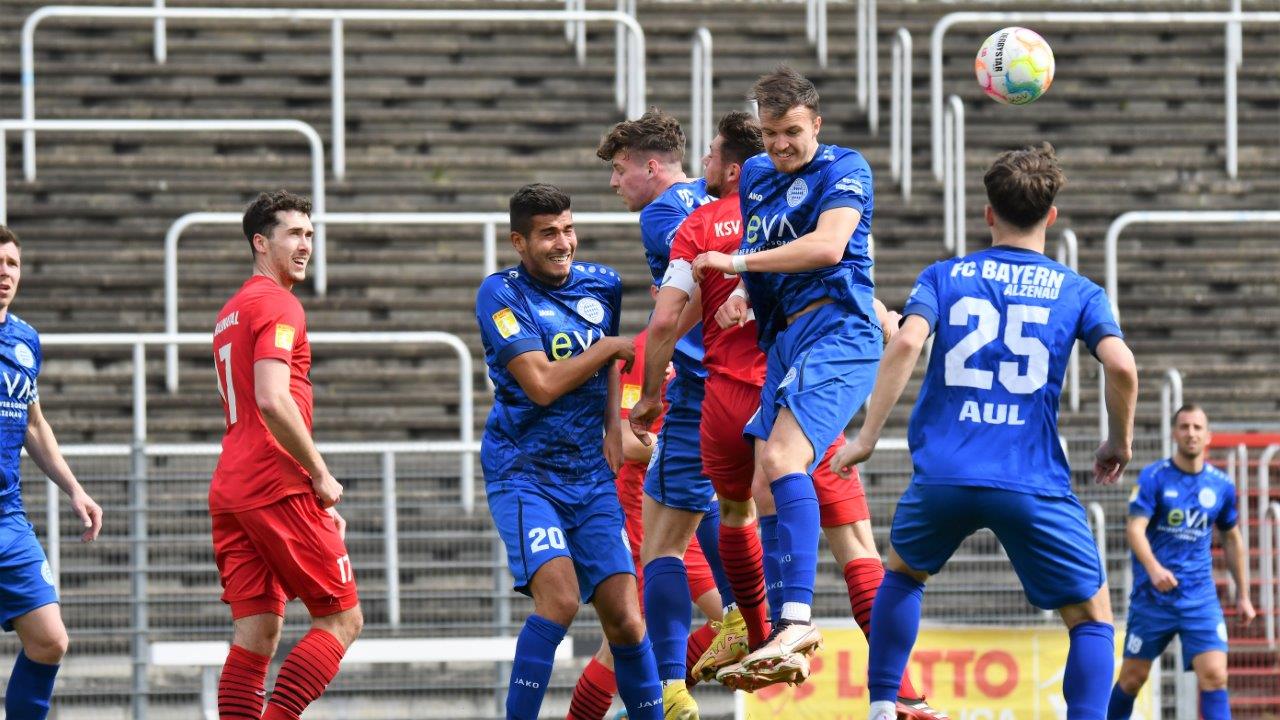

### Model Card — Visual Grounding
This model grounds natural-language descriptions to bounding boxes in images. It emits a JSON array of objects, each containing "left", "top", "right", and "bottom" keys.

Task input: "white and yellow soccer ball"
[{"left": 974, "top": 26, "right": 1055, "bottom": 105}]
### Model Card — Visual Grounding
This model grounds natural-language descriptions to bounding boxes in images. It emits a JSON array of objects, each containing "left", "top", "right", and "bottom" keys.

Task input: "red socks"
[
  {"left": 719, "top": 521, "right": 771, "bottom": 647},
  {"left": 684, "top": 622, "right": 717, "bottom": 686},
  {"left": 262, "top": 629, "right": 347, "bottom": 720},
  {"left": 217, "top": 644, "right": 270, "bottom": 719},
  {"left": 844, "top": 558, "right": 921, "bottom": 699},
  {"left": 567, "top": 656, "right": 617, "bottom": 720}
]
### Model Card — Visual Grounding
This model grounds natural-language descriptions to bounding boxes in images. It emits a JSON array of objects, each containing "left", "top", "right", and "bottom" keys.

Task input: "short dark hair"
[
  {"left": 716, "top": 111, "right": 764, "bottom": 166},
  {"left": 1172, "top": 403, "right": 1208, "bottom": 427},
  {"left": 595, "top": 108, "right": 686, "bottom": 164},
  {"left": 983, "top": 143, "right": 1065, "bottom": 229},
  {"left": 0, "top": 226, "right": 20, "bottom": 249},
  {"left": 510, "top": 183, "right": 572, "bottom": 238},
  {"left": 242, "top": 190, "right": 312, "bottom": 254},
  {"left": 750, "top": 65, "right": 820, "bottom": 119}
]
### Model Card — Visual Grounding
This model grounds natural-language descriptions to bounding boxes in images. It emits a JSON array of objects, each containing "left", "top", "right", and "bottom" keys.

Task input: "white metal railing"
[
  {"left": 942, "top": 95, "right": 965, "bottom": 257},
  {"left": 929, "top": 10, "right": 1280, "bottom": 182},
  {"left": 1087, "top": 501, "right": 1106, "bottom": 562},
  {"left": 1056, "top": 229, "right": 1079, "bottom": 413},
  {"left": 564, "top": 0, "right": 587, "bottom": 66},
  {"left": 1098, "top": 210, "right": 1280, "bottom": 439},
  {"left": 857, "top": 0, "right": 879, "bottom": 134},
  {"left": 690, "top": 27, "right": 713, "bottom": 176},
  {"left": 22, "top": 5, "right": 647, "bottom": 182},
  {"left": 807, "top": 0, "right": 828, "bottom": 68},
  {"left": 1159, "top": 368, "right": 1184, "bottom": 459},
  {"left": 0, "top": 120, "right": 327, "bottom": 292},
  {"left": 1262, "top": 500, "right": 1280, "bottom": 648},
  {"left": 1230, "top": 444, "right": 1250, "bottom": 551},
  {"left": 889, "top": 28, "right": 912, "bottom": 200},
  {"left": 162, "top": 210, "right": 637, "bottom": 391}
]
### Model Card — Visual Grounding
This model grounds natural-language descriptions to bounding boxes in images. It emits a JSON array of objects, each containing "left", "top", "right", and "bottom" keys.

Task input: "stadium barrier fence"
[
  {"left": 890, "top": 27, "right": 912, "bottom": 200},
  {"left": 689, "top": 27, "right": 713, "bottom": 177},
  {"left": 21, "top": 4, "right": 647, "bottom": 182},
  {"left": 942, "top": 94, "right": 964, "bottom": 256}
]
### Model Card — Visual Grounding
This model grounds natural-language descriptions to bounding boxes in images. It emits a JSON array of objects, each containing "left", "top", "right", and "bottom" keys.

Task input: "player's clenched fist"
[
  {"left": 691, "top": 250, "right": 734, "bottom": 282},
  {"left": 715, "top": 294, "right": 750, "bottom": 329},
  {"left": 829, "top": 435, "right": 875, "bottom": 478},
  {"left": 628, "top": 395, "right": 662, "bottom": 446},
  {"left": 312, "top": 471, "right": 343, "bottom": 508},
  {"left": 605, "top": 336, "right": 637, "bottom": 374},
  {"left": 1146, "top": 563, "right": 1178, "bottom": 593}
]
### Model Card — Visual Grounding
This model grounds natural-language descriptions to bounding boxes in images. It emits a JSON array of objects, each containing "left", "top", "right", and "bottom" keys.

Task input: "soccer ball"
[{"left": 974, "top": 27, "right": 1055, "bottom": 105}]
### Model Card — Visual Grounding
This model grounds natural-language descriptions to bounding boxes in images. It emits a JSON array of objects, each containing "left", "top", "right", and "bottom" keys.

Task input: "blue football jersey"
[
  {"left": 1129, "top": 459, "right": 1237, "bottom": 608},
  {"left": 639, "top": 178, "right": 712, "bottom": 381},
  {"left": 476, "top": 262, "right": 623, "bottom": 485},
  {"left": 903, "top": 246, "right": 1122, "bottom": 496},
  {"left": 738, "top": 145, "right": 877, "bottom": 349},
  {"left": 0, "top": 315, "right": 41, "bottom": 516}
]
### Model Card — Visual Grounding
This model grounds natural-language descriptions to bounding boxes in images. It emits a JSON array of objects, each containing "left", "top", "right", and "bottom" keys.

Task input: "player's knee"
[
  {"left": 1117, "top": 663, "right": 1150, "bottom": 694},
  {"left": 535, "top": 592, "right": 580, "bottom": 627},
  {"left": 599, "top": 610, "right": 645, "bottom": 647},
  {"left": 758, "top": 443, "right": 797, "bottom": 481},
  {"left": 1196, "top": 664, "right": 1228, "bottom": 691},
  {"left": 720, "top": 497, "right": 755, "bottom": 525},
  {"left": 24, "top": 627, "right": 69, "bottom": 664}
]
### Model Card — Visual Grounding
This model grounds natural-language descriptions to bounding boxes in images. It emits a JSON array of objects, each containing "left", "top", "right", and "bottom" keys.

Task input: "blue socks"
[
  {"left": 506, "top": 614, "right": 566, "bottom": 720},
  {"left": 1064, "top": 621, "right": 1114, "bottom": 719},
  {"left": 1200, "top": 688, "right": 1230, "bottom": 720},
  {"left": 770, "top": 473, "right": 820, "bottom": 607},
  {"left": 611, "top": 635, "right": 663, "bottom": 720},
  {"left": 867, "top": 570, "right": 925, "bottom": 704},
  {"left": 6, "top": 651, "right": 59, "bottom": 720},
  {"left": 643, "top": 556, "right": 691, "bottom": 681},
  {"left": 1106, "top": 683, "right": 1135, "bottom": 719},
  {"left": 759, "top": 514, "right": 782, "bottom": 624},
  {"left": 694, "top": 502, "right": 735, "bottom": 607}
]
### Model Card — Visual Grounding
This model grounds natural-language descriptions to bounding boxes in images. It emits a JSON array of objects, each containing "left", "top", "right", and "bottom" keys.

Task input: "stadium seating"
[{"left": 0, "top": 0, "right": 1275, "bottom": 716}]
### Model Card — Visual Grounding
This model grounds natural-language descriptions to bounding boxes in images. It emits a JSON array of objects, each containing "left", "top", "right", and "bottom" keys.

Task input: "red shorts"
[
  {"left": 212, "top": 492, "right": 360, "bottom": 619},
  {"left": 616, "top": 464, "right": 718, "bottom": 602},
  {"left": 701, "top": 373, "right": 869, "bottom": 527}
]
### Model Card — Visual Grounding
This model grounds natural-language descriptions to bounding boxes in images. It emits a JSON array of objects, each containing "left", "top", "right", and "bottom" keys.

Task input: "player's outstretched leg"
[
  {"left": 1106, "top": 657, "right": 1151, "bottom": 720},
  {"left": 1191, "top": 651, "right": 1231, "bottom": 720},
  {"left": 1060, "top": 587, "right": 1116, "bottom": 720},
  {"left": 568, "top": 642, "right": 617, "bottom": 720},
  {"left": 504, "top": 558, "right": 578, "bottom": 720},
  {"left": 867, "top": 562, "right": 929, "bottom": 720},
  {"left": 692, "top": 501, "right": 736, "bottom": 613},
  {"left": 219, "top": 613, "right": 282, "bottom": 719},
  {"left": 262, "top": 605, "right": 363, "bottom": 720},
  {"left": 594, "top": 573, "right": 662, "bottom": 720},
  {"left": 8, "top": 605, "right": 67, "bottom": 720}
]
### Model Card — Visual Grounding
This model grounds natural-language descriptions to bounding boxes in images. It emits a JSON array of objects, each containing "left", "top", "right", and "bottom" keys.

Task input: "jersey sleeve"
[
  {"left": 662, "top": 211, "right": 703, "bottom": 296},
  {"left": 819, "top": 152, "right": 873, "bottom": 216},
  {"left": 1128, "top": 465, "right": 1159, "bottom": 518},
  {"left": 476, "top": 276, "right": 543, "bottom": 367},
  {"left": 901, "top": 263, "right": 942, "bottom": 333},
  {"left": 608, "top": 271, "right": 623, "bottom": 337},
  {"left": 252, "top": 294, "right": 306, "bottom": 365},
  {"left": 640, "top": 201, "right": 691, "bottom": 282},
  {"left": 1077, "top": 281, "right": 1123, "bottom": 355},
  {"left": 1216, "top": 481, "right": 1239, "bottom": 530},
  {"left": 29, "top": 332, "right": 41, "bottom": 405}
]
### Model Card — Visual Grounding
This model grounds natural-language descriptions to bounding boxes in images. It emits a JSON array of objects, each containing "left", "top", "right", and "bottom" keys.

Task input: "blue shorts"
[
  {"left": 487, "top": 476, "right": 634, "bottom": 604},
  {"left": 890, "top": 483, "right": 1105, "bottom": 610},
  {"left": 643, "top": 374, "right": 715, "bottom": 513},
  {"left": 744, "top": 303, "right": 880, "bottom": 474},
  {"left": 1123, "top": 597, "right": 1228, "bottom": 670},
  {"left": 0, "top": 513, "right": 58, "bottom": 631}
]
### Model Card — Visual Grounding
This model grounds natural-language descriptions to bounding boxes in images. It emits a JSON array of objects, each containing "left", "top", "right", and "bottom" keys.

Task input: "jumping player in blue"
[
  {"left": 475, "top": 185, "right": 661, "bottom": 720},
  {"left": 829, "top": 144, "right": 1140, "bottom": 720},
  {"left": 1108, "top": 405, "right": 1254, "bottom": 720},
  {"left": 0, "top": 225, "right": 103, "bottom": 720},
  {"left": 597, "top": 109, "right": 730, "bottom": 718},
  {"left": 693, "top": 66, "right": 883, "bottom": 676}
]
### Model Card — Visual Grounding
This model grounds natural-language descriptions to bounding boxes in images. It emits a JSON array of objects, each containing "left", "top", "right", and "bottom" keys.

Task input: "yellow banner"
[{"left": 740, "top": 624, "right": 1156, "bottom": 720}]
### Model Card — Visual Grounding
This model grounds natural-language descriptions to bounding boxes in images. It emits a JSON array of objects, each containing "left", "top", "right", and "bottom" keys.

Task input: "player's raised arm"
[
  {"left": 506, "top": 336, "right": 634, "bottom": 408},
  {"left": 254, "top": 357, "right": 341, "bottom": 507},
  {"left": 694, "top": 206, "right": 859, "bottom": 280},
  {"left": 24, "top": 400, "right": 102, "bottom": 542},
  {"left": 1093, "top": 335, "right": 1138, "bottom": 484}
]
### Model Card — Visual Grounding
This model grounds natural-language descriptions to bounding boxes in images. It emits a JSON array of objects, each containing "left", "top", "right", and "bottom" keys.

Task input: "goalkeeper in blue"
[
  {"left": 0, "top": 226, "right": 104, "bottom": 720},
  {"left": 1107, "top": 404, "right": 1255, "bottom": 720},
  {"left": 829, "top": 144, "right": 1139, "bottom": 720},
  {"left": 475, "top": 185, "right": 662, "bottom": 719}
]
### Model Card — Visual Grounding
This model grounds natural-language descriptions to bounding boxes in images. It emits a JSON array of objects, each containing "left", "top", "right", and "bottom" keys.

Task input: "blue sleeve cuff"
[
  {"left": 496, "top": 338, "right": 543, "bottom": 367},
  {"left": 1216, "top": 519, "right": 1238, "bottom": 531},
  {"left": 902, "top": 302, "right": 938, "bottom": 333},
  {"left": 1128, "top": 505, "right": 1153, "bottom": 518},
  {"left": 819, "top": 197, "right": 865, "bottom": 215},
  {"left": 1084, "top": 323, "right": 1123, "bottom": 355}
]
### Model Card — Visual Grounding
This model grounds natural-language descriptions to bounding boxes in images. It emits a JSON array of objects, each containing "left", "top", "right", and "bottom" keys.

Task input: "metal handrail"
[
  {"left": 1262, "top": 500, "right": 1279, "bottom": 648},
  {"left": 1087, "top": 501, "right": 1106, "bottom": 562},
  {"left": 929, "top": 11, "right": 1280, "bottom": 181},
  {"left": 22, "top": 5, "right": 647, "bottom": 180},
  {"left": 690, "top": 27, "right": 713, "bottom": 176},
  {"left": 1238, "top": 444, "right": 1251, "bottom": 551},
  {"left": 942, "top": 95, "right": 965, "bottom": 256},
  {"left": 890, "top": 28, "right": 912, "bottom": 200},
  {"left": 860, "top": 0, "right": 879, "bottom": 134},
  {"left": 1159, "top": 369, "right": 1184, "bottom": 459},
  {"left": 1057, "top": 230, "right": 1079, "bottom": 412},
  {"left": 0, "top": 117, "right": 328, "bottom": 290},
  {"left": 808, "top": 0, "right": 828, "bottom": 68},
  {"left": 162, "top": 210, "right": 637, "bottom": 391},
  {"left": 564, "top": 0, "right": 587, "bottom": 66}
]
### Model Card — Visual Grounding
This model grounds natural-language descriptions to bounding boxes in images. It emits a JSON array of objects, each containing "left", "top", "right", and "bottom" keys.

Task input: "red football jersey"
[
  {"left": 616, "top": 330, "right": 669, "bottom": 490},
  {"left": 668, "top": 192, "right": 767, "bottom": 387},
  {"left": 210, "top": 275, "right": 314, "bottom": 514}
]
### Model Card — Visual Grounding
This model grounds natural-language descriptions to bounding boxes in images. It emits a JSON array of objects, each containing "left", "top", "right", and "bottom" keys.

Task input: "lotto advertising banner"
[{"left": 739, "top": 624, "right": 1155, "bottom": 720}]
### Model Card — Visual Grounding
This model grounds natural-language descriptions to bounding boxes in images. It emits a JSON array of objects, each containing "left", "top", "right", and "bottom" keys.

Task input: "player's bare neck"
[
  {"left": 1172, "top": 452, "right": 1205, "bottom": 475},
  {"left": 252, "top": 265, "right": 295, "bottom": 292},
  {"left": 991, "top": 233, "right": 1045, "bottom": 256}
]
